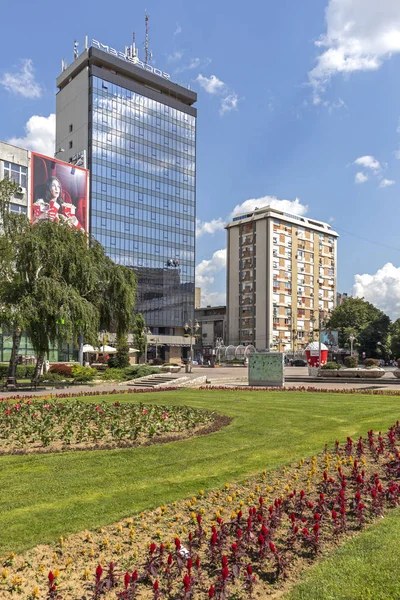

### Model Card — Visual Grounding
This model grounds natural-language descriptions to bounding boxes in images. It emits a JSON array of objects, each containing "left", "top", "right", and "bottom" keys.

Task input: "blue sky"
[{"left": 1, "top": 0, "right": 400, "bottom": 316}]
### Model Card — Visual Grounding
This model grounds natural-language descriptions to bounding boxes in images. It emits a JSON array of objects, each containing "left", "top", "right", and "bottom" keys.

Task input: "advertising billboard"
[{"left": 31, "top": 153, "right": 89, "bottom": 232}]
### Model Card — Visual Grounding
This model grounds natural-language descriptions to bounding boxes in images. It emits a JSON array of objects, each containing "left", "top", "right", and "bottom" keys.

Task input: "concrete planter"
[
  {"left": 337, "top": 368, "right": 385, "bottom": 379},
  {"left": 320, "top": 370, "right": 340, "bottom": 377},
  {"left": 160, "top": 365, "right": 182, "bottom": 373},
  {"left": 393, "top": 369, "right": 400, "bottom": 379}
]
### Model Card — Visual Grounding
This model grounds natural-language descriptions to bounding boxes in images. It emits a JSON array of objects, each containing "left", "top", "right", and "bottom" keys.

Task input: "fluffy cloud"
[
  {"left": 353, "top": 262, "right": 400, "bottom": 319},
  {"left": 309, "top": 0, "right": 400, "bottom": 102},
  {"left": 354, "top": 155, "right": 381, "bottom": 171},
  {"left": 196, "top": 195, "right": 308, "bottom": 238},
  {"left": 379, "top": 178, "right": 395, "bottom": 187},
  {"left": 355, "top": 172, "right": 368, "bottom": 184},
  {"left": 230, "top": 195, "right": 308, "bottom": 218},
  {"left": 174, "top": 23, "right": 182, "bottom": 36},
  {"left": 0, "top": 59, "right": 41, "bottom": 98},
  {"left": 196, "top": 249, "right": 227, "bottom": 306},
  {"left": 196, "top": 74, "right": 226, "bottom": 95},
  {"left": 196, "top": 74, "right": 239, "bottom": 115},
  {"left": 196, "top": 218, "right": 226, "bottom": 238},
  {"left": 8, "top": 113, "right": 55, "bottom": 157}
]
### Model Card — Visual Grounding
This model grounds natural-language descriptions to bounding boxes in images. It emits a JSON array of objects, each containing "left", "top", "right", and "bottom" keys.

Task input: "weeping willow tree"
[{"left": 0, "top": 182, "right": 137, "bottom": 382}]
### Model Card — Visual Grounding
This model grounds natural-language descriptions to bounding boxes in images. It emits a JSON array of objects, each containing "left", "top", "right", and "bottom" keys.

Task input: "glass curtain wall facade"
[{"left": 90, "top": 75, "right": 195, "bottom": 330}]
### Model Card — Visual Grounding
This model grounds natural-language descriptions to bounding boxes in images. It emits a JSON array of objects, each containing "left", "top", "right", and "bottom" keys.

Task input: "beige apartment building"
[{"left": 226, "top": 206, "right": 338, "bottom": 352}]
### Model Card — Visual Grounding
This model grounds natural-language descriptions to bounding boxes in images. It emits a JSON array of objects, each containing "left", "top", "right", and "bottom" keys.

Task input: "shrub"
[
  {"left": 123, "top": 365, "right": 161, "bottom": 380},
  {"left": 16, "top": 365, "right": 36, "bottom": 379},
  {"left": 107, "top": 355, "right": 119, "bottom": 368},
  {"left": 101, "top": 368, "right": 125, "bottom": 381},
  {"left": 0, "top": 364, "right": 8, "bottom": 379},
  {"left": 71, "top": 365, "right": 97, "bottom": 382},
  {"left": 321, "top": 362, "right": 341, "bottom": 370},
  {"left": 364, "top": 358, "right": 380, "bottom": 368},
  {"left": 344, "top": 356, "right": 358, "bottom": 368},
  {"left": 39, "top": 372, "right": 65, "bottom": 383},
  {"left": 49, "top": 363, "right": 74, "bottom": 377},
  {"left": 151, "top": 358, "right": 164, "bottom": 366}
]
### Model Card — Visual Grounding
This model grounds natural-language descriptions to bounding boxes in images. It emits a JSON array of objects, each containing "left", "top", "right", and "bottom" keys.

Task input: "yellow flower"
[
  {"left": 182, "top": 525, "right": 187, "bottom": 533},
  {"left": 52, "top": 552, "right": 58, "bottom": 562},
  {"left": 200, "top": 507, "right": 205, "bottom": 514},
  {"left": 100, "top": 538, "right": 109, "bottom": 549},
  {"left": 89, "top": 548, "right": 95, "bottom": 558},
  {"left": 215, "top": 511, "right": 221, "bottom": 519},
  {"left": 140, "top": 512, "right": 145, "bottom": 518},
  {"left": 231, "top": 511, "right": 237, "bottom": 519},
  {"left": 129, "top": 529, "right": 135, "bottom": 540},
  {"left": 83, "top": 568, "right": 91, "bottom": 581},
  {"left": 141, "top": 522, "right": 148, "bottom": 530},
  {"left": 59, "top": 536, "right": 64, "bottom": 547},
  {"left": 255, "top": 485, "right": 260, "bottom": 493},
  {"left": 126, "top": 518, "right": 133, "bottom": 526},
  {"left": 116, "top": 524, "right": 122, "bottom": 534},
  {"left": 1, "top": 568, "right": 8, "bottom": 580},
  {"left": 156, "top": 529, "right": 162, "bottom": 538},
  {"left": 115, "top": 543, "right": 122, "bottom": 554},
  {"left": 12, "top": 575, "right": 23, "bottom": 587},
  {"left": 224, "top": 483, "right": 230, "bottom": 490},
  {"left": 239, "top": 500, "right": 244, "bottom": 507},
  {"left": 191, "top": 497, "right": 197, "bottom": 504},
  {"left": 30, "top": 586, "right": 40, "bottom": 598},
  {"left": 199, "top": 489, "right": 204, "bottom": 496},
  {"left": 85, "top": 532, "right": 92, "bottom": 542},
  {"left": 53, "top": 569, "right": 61, "bottom": 579},
  {"left": 37, "top": 565, "right": 45, "bottom": 575},
  {"left": 227, "top": 496, "right": 232, "bottom": 503},
  {"left": 66, "top": 556, "right": 73, "bottom": 567}
]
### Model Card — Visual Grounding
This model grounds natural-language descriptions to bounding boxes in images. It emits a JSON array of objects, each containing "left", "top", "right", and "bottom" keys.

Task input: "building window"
[
  {"left": 69, "top": 140, "right": 73, "bottom": 149},
  {"left": 69, "top": 124, "right": 73, "bottom": 133},
  {"left": 3, "top": 162, "right": 27, "bottom": 188},
  {"left": 10, "top": 203, "right": 27, "bottom": 214}
]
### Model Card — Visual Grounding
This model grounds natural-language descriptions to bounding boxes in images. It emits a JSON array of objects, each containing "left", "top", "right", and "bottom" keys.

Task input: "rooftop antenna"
[
  {"left": 144, "top": 12, "right": 152, "bottom": 65},
  {"left": 73, "top": 40, "right": 79, "bottom": 60},
  {"left": 132, "top": 31, "right": 137, "bottom": 58}
]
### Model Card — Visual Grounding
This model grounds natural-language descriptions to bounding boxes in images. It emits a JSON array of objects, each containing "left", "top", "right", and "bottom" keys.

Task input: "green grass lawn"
[
  {"left": 0, "top": 388, "right": 399, "bottom": 566},
  {"left": 285, "top": 506, "right": 400, "bottom": 600}
]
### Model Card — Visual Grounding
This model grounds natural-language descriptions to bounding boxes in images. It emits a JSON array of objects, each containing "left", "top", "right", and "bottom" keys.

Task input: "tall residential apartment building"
[
  {"left": 226, "top": 206, "right": 338, "bottom": 351},
  {"left": 55, "top": 41, "right": 197, "bottom": 359}
]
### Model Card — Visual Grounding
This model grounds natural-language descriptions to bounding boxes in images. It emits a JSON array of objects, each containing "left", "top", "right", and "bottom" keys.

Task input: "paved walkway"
[{"left": 1, "top": 366, "right": 400, "bottom": 398}]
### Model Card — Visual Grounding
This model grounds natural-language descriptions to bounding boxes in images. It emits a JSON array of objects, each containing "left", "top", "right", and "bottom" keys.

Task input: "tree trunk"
[
  {"left": 7, "top": 328, "right": 22, "bottom": 383},
  {"left": 33, "top": 351, "right": 46, "bottom": 384}
]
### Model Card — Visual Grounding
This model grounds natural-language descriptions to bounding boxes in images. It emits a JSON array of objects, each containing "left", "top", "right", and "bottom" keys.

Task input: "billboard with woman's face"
[{"left": 31, "top": 153, "right": 89, "bottom": 232}]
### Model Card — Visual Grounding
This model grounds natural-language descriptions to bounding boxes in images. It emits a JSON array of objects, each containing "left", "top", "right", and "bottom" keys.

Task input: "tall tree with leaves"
[
  {"left": 0, "top": 186, "right": 137, "bottom": 382},
  {"left": 327, "top": 297, "right": 391, "bottom": 358},
  {"left": 133, "top": 313, "right": 147, "bottom": 362}
]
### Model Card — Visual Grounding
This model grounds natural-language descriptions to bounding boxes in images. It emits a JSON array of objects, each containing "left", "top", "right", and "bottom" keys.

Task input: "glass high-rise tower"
[{"left": 56, "top": 42, "right": 197, "bottom": 359}]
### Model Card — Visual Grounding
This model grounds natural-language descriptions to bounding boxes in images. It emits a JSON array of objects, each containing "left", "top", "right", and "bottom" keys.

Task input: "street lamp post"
[
  {"left": 184, "top": 319, "right": 200, "bottom": 368},
  {"left": 349, "top": 333, "right": 356, "bottom": 357},
  {"left": 143, "top": 327, "right": 151, "bottom": 363}
]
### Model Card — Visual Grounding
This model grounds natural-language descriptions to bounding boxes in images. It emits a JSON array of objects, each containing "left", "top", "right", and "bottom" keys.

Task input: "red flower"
[
  {"left": 246, "top": 564, "right": 253, "bottom": 575},
  {"left": 196, "top": 513, "right": 202, "bottom": 524},
  {"left": 162, "top": 412, "right": 169, "bottom": 419},
  {"left": 221, "top": 566, "right": 229, "bottom": 581},
  {"left": 96, "top": 564, "right": 103, "bottom": 583},
  {"left": 132, "top": 571, "right": 138, "bottom": 581},
  {"left": 183, "top": 573, "right": 191, "bottom": 591},
  {"left": 168, "top": 553, "right": 173, "bottom": 565},
  {"left": 48, "top": 571, "right": 55, "bottom": 585},
  {"left": 142, "top": 409, "right": 148, "bottom": 415},
  {"left": 208, "top": 584, "right": 215, "bottom": 598},
  {"left": 221, "top": 555, "right": 228, "bottom": 568},
  {"left": 150, "top": 543, "right": 157, "bottom": 554},
  {"left": 175, "top": 537, "right": 181, "bottom": 551},
  {"left": 269, "top": 542, "right": 277, "bottom": 554},
  {"left": 187, "top": 558, "right": 193, "bottom": 573},
  {"left": 153, "top": 580, "right": 159, "bottom": 591},
  {"left": 195, "top": 556, "right": 200, "bottom": 569},
  {"left": 124, "top": 572, "right": 130, "bottom": 589}
]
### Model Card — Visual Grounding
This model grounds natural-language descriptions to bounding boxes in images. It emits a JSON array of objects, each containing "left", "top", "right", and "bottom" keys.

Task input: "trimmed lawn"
[
  {"left": 0, "top": 389, "right": 399, "bottom": 556},
  {"left": 285, "top": 506, "right": 400, "bottom": 600}
]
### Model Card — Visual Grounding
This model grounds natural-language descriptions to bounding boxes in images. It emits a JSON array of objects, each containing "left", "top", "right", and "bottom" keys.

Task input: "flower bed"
[
  {"left": 0, "top": 401, "right": 219, "bottom": 455},
  {"left": 2, "top": 421, "right": 399, "bottom": 598}
]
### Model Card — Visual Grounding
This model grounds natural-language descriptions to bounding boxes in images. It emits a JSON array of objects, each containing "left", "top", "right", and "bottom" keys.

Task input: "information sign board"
[{"left": 248, "top": 353, "right": 284, "bottom": 387}]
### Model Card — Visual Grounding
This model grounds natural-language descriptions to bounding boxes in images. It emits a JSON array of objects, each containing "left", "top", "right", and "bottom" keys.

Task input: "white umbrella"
[
  {"left": 129, "top": 348, "right": 140, "bottom": 353},
  {"left": 83, "top": 344, "right": 98, "bottom": 353},
  {"left": 99, "top": 345, "right": 117, "bottom": 353}
]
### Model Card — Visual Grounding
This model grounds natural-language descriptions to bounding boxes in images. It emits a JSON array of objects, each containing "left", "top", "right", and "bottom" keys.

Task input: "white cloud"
[
  {"left": 354, "top": 155, "right": 381, "bottom": 171},
  {"left": 379, "top": 178, "right": 395, "bottom": 187},
  {"left": 353, "top": 262, "right": 400, "bottom": 319},
  {"left": 0, "top": 59, "right": 42, "bottom": 98},
  {"left": 196, "top": 74, "right": 226, "bottom": 95},
  {"left": 167, "top": 51, "right": 183, "bottom": 62},
  {"left": 196, "top": 73, "right": 239, "bottom": 115},
  {"left": 220, "top": 93, "right": 239, "bottom": 115},
  {"left": 175, "top": 58, "right": 211, "bottom": 74},
  {"left": 196, "top": 249, "right": 227, "bottom": 305},
  {"left": 355, "top": 171, "right": 368, "bottom": 184},
  {"left": 230, "top": 195, "right": 308, "bottom": 218},
  {"left": 196, "top": 195, "right": 308, "bottom": 239},
  {"left": 8, "top": 113, "right": 55, "bottom": 157},
  {"left": 196, "top": 217, "right": 226, "bottom": 238},
  {"left": 174, "top": 23, "right": 182, "bottom": 36},
  {"left": 309, "top": 0, "right": 400, "bottom": 102}
]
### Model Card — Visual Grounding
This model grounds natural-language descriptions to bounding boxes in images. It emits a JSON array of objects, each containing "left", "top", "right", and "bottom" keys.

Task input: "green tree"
[
  {"left": 114, "top": 333, "right": 130, "bottom": 368},
  {"left": 0, "top": 187, "right": 137, "bottom": 382},
  {"left": 133, "top": 313, "right": 146, "bottom": 362},
  {"left": 390, "top": 318, "right": 400, "bottom": 359},
  {"left": 327, "top": 297, "right": 391, "bottom": 358}
]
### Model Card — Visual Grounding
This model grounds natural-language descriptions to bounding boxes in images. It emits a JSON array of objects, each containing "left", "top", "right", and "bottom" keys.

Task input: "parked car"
[{"left": 290, "top": 359, "right": 307, "bottom": 367}]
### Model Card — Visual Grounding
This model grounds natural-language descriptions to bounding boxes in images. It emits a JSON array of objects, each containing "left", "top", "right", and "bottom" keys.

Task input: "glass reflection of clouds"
[{"left": 90, "top": 75, "right": 196, "bottom": 328}]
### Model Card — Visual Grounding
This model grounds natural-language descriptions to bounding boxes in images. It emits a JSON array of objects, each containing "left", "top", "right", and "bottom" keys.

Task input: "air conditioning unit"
[{"left": 17, "top": 186, "right": 26, "bottom": 195}]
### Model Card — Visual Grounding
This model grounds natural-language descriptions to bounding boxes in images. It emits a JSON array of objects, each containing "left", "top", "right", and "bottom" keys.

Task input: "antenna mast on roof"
[{"left": 144, "top": 12, "right": 152, "bottom": 65}]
